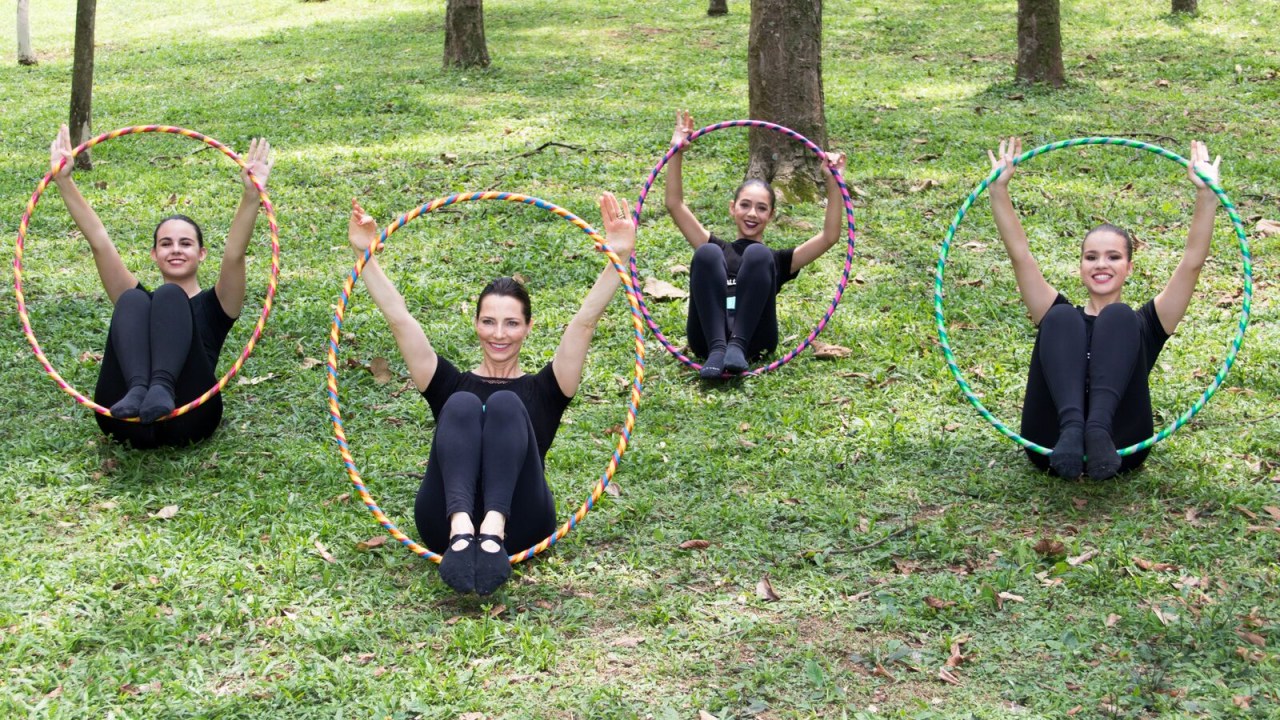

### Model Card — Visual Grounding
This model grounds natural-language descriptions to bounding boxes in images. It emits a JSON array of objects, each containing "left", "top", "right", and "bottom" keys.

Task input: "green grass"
[{"left": 2, "top": 1, "right": 1279, "bottom": 717}]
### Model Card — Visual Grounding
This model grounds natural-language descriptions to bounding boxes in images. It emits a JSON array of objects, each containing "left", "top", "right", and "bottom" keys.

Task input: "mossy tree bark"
[
  {"left": 70, "top": 0, "right": 96, "bottom": 170},
  {"left": 1015, "top": 0, "right": 1065, "bottom": 87},
  {"left": 708, "top": 0, "right": 728, "bottom": 15},
  {"left": 1171, "top": 0, "right": 1198, "bottom": 14},
  {"left": 443, "top": 0, "right": 490, "bottom": 69}
]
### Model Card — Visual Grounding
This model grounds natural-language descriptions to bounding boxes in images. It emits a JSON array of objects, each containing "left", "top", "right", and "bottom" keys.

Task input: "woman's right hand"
[
  {"left": 50, "top": 125, "right": 75, "bottom": 181},
  {"left": 987, "top": 137, "right": 1021, "bottom": 188},
  {"left": 348, "top": 199, "right": 380, "bottom": 254},
  {"left": 671, "top": 109, "right": 695, "bottom": 148}
]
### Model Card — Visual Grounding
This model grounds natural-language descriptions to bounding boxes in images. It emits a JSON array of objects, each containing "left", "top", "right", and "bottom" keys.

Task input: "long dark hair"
[
  {"left": 476, "top": 277, "right": 532, "bottom": 322},
  {"left": 153, "top": 214, "right": 204, "bottom": 248}
]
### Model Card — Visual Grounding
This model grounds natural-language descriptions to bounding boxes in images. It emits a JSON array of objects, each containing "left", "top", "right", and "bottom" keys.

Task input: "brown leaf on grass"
[
  {"left": 313, "top": 541, "right": 336, "bottom": 564},
  {"left": 943, "top": 423, "right": 961, "bottom": 432},
  {"left": 45, "top": 687, "right": 63, "bottom": 699},
  {"left": 810, "top": 340, "right": 852, "bottom": 359},
  {"left": 1263, "top": 506, "right": 1280, "bottom": 522},
  {"left": 79, "top": 350, "right": 103, "bottom": 363},
  {"left": 488, "top": 604, "right": 506, "bottom": 618},
  {"left": 355, "top": 652, "right": 375, "bottom": 665},
  {"left": 998, "top": 591, "right": 1025, "bottom": 603},
  {"left": 698, "top": 712, "right": 719, "bottom": 720},
  {"left": 946, "top": 635, "right": 970, "bottom": 667},
  {"left": 1066, "top": 706, "right": 1082, "bottom": 716},
  {"left": 1236, "top": 505, "right": 1259, "bottom": 520},
  {"left": 511, "top": 272, "right": 528, "bottom": 285},
  {"left": 872, "top": 664, "right": 897, "bottom": 682},
  {"left": 1104, "top": 613, "right": 1122, "bottom": 628},
  {"left": 924, "top": 596, "right": 956, "bottom": 610},
  {"left": 755, "top": 575, "right": 781, "bottom": 602},
  {"left": 909, "top": 179, "right": 941, "bottom": 193},
  {"left": 301, "top": 357, "right": 323, "bottom": 370},
  {"left": 667, "top": 264, "right": 689, "bottom": 275},
  {"left": 1235, "top": 629, "right": 1266, "bottom": 647},
  {"left": 1033, "top": 538, "right": 1067, "bottom": 557},
  {"left": 1236, "top": 646, "right": 1265, "bottom": 663},
  {"left": 1233, "top": 695, "right": 1252, "bottom": 710},
  {"left": 151, "top": 505, "right": 179, "bottom": 520},
  {"left": 236, "top": 372, "right": 276, "bottom": 386},
  {"left": 1067, "top": 550, "right": 1098, "bottom": 566},
  {"left": 1152, "top": 606, "right": 1177, "bottom": 626},
  {"left": 1133, "top": 556, "right": 1177, "bottom": 572},
  {"left": 1072, "top": 497, "right": 1088, "bottom": 510},
  {"left": 643, "top": 278, "right": 688, "bottom": 301},
  {"left": 1255, "top": 219, "right": 1280, "bottom": 237},
  {"left": 355, "top": 536, "right": 387, "bottom": 551},
  {"left": 322, "top": 492, "right": 351, "bottom": 506},
  {"left": 369, "top": 357, "right": 393, "bottom": 384},
  {"left": 611, "top": 636, "right": 645, "bottom": 648},
  {"left": 1156, "top": 78, "right": 1171, "bottom": 87},
  {"left": 678, "top": 539, "right": 710, "bottom": 550},
  {"left": 604, "top": 482, "right": 621, "bottom": 497},
  {"left": 937, "top": 667, "right": 962, "bottom": 686}
]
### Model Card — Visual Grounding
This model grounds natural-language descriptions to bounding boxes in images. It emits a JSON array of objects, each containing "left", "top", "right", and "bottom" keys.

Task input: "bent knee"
[
  {"left": 691, "top": 243, "right": 725, "bottom": 267},
  {"left": 483, "top": 390, "right": 528, "bottom": 420},
  {"left": 440, "top": 392, "right": 483, "bottom": 420},
  {"left": 152, "top": 283, "right": 189, "bottom": 302}
]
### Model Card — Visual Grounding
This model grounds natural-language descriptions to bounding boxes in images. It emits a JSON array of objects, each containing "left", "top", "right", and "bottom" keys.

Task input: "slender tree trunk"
[
  {"left": 1015, "top": 0, "right": 1065, "bottom": 87},
  {"left": 708, "top": 0, "right": 728, "bottom": 15},
  {"left": 17, "top": 0, "right": 37, "bottom": 66},
  {"left": 443, "top": 0, "right": 490, "bottom": 69},
  {"left": 1171, "top": 0, "right": 1197, "bottom": 14},
  {"left": 747, "top": 0, "right": 827, "bottom": 202},
  {"left": 70, "top": 0, "right": 96, "bottom": 170}
]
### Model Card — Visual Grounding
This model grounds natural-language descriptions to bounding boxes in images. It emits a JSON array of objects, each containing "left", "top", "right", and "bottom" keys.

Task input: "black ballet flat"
[
  {"left": 473, "top": 533, "right": 512, "bottom": 596},
  {"left": 438, "top": 533, "right": 477, "bottom": 594}
]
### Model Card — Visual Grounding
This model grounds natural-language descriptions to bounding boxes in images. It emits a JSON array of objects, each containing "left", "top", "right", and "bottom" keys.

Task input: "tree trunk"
[
  {"left": 1015, "top": 0, "right": 1065, "bottom": 87},
  {"left": 70, "top": 0, "right": 96, "bottom": 170},
  {"left": 443, "top": 0, "right": 490, "bottom": 69},
  {"left": 708, "top": 0, "right": 728, "bottom": 15},
  {"left": 17, "top": 0, "right": 37, "bottom": 66},
  {"left": 747, "top": 0, "right": 827, "bottom": 202},
  {"left": 1171, "top": 0, "right": 1197, "bottom": 13}
]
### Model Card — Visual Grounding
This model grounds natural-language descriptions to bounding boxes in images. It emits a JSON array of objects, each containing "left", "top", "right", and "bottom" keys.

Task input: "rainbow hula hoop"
[
  {"left": 14, "top": 125, "right": 280, "bottom": 422},
  {"left": 327, "top": 192, "right": 647, "bottom": 564},
  {"left": 934, "top": 137, "right": 1253, "bottom": 456},
  {"left": 630, "top": 120, "right": 858, "bottom": 376}
]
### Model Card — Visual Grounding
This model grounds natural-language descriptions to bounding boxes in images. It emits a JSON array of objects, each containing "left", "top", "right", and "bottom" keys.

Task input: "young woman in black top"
[
  {"left": 346, "top": 193, "right": 636, "bottom": 595},
  {"left": 664, "top": 110, "right": 848, "bottom": 378},
  {"left": 988, "top": 137, "right": 1221, "bottom": 479},
  {"left": 48, "top": 125, "right": 272, "bottom": 448}
]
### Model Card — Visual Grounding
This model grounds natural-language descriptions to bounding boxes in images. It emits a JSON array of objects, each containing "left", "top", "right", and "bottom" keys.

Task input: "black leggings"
[
  {"left": 93, "top": 285, "right": 222, "bottom": 449},
  {"left": 1021, "top": 303, "right": 1152, "bottom": 473},
  {"left": 686, "top": 242, "right": 779, "bottom": 359},
  {"left": 414, "top": 391, "right": 557, "bottom": 555}
]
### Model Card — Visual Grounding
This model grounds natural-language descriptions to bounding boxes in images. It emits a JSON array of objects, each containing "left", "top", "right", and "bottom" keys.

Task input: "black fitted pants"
[
  {"left": 1021, "top": 303, "right": 1152, "bottom": 473},
  {"left": 414, "top": 391, "right": 557, "bottom": 555},
  {"left": 93, "top": 285, "right": 222, "bottom": 449},
  {"left": 686, "top": 242, "right": 779, "bottom": 360}
]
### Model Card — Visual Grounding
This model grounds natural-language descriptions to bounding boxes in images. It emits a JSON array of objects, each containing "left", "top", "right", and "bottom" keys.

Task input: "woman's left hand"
[
  {"left": 240, "top": 138, "right": 273, "bottom": 192},
  {"left": 823, "top": 150, "right": 847, "bottom": 177},
  {"left": 598, "top": 192, "right": 635, "bottom": 260},
  {"left": 1187, "top": 140, "right": 1220, "bottom": 190}
]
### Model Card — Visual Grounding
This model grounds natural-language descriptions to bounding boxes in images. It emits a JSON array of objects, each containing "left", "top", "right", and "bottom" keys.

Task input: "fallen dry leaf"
[
  {"left": 946, "top": 635, "right": 970, "bottom": 667},
  {"left": 1067, "top": 549, "right": 1098, "bottom": 566},
  {"left": 1263, "top": 506, "right": 1280, "bottom": 522},
  {"left": 604, "top": 483, "right": 621, "bottom": 497},
  {"left": 1236, "top": 505, "right": 1259, "bottom": 520},
  {"left": 937, "top": 667, "right": 962, "bottom": 686},
  {"left": 1233, "top": 695, "right": 1251, "bottom": 710},
  {"left": 301, "top": 357, "right": 324, "bottom": 370},
  {"left": 355, "top": 536, "right": 388, "bottom": 551},
  {"left": 1104, "top": 613, "right": 1122, "bottom": 628},
  {"left": 998, "top": 591, "right": 1025, "bottom": 603},
  {"left": 925, "top": 596, "right": 956, "bottom": 610},
  {"left": 699, "top": 712, "right": 718, "bottom": 720},
  {"left": 1072, "top": 497, "right": 1088, "bottom": 510},
  {"left": 355, "top": 652, "right": 375, "bottom": 665},
  {"left": 810, "top": 340, "right": 852, "bottom": 359},
  {"left": 314, "top": 540, "right": 336, "bottom": 564},
  {"left": 1236, "top": 646, "right": 1265, "bottom": 663},
  {"left": 1255, "top": 219, "right": 1280, "bottom": 237},
  {"left": 1133, "top": 556, "right": 1177, "bottom": 572},
  {"left": 1033, "top": 538, "right": 1067, "bottom": 557},
  {"left": 611, "top": 636, "right": 645, "bottom": 648},
  {"left": 236, "top": 373, "right": 276, "bottom": 386},
  {"left": 667, "top": 264, "right": 689, "bottom": 275},
  {"left": 756, "top": 575, "right": 781, "bottom": 602},
  {"left": 151, "top": 505, "right": 179, "bottom": 520},
  {"left": 369, "top": 357, "right": 393, "bottom": 384},
  {"left": 678, "top": 539, "right": 710, "bottom": 550},
  {"left": 1066, "top": 706, "right": 1082, "bottom": 716},
  {"left": 643, "top": 278, "right": 688, "bottom": 301},
  {"left": 488, "top": 604, "right": 506, "bottom": 618},
  {"left": 79, "top": 350, "right": 103, "bottom": 363},
  {"left": 1156, "top": 78, "right": 1171, "bottom": 87},
  {"left": 1235, "top": 629, "right": 1266, "bottom": 647},
  {"left": 909, "top": 179, "right": 941, "bottom": 193}
]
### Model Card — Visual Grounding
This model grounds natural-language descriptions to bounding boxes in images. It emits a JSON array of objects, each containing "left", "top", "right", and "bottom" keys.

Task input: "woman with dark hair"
[
  {"left": 48, "top": 125, "right": 272, "bottom": 448},
  {"left": 988, "top": 137, "right": 1221, "bottom": 479},
  {"left": 346, "top": 193, "right": 636, "bottom": 595},
  {"left": 664, "top": 110, "right": 848, "bottom": 378}
]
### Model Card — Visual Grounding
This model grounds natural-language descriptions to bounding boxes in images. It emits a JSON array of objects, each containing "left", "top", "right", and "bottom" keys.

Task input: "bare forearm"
[
  {"left": 54, "top": 178, "right": 111, "bottom": 251},
  {"left": 664, "top": 150, "right": 686, "bottom": 211},
  {"left": 989, "top": 186, "right": 1033, "bottom": 262},
  {"left": 1182, "top": 189, "right": 1217, "bottom": 269},
  {"left": 820, "top": 172, "right": 844, "bottom": 247},
  {"left": 569, "top": 262, "right": 623, "bottom": 334},
  {"left": 224, "top": 189, "right": 260, "bottom": 262}
]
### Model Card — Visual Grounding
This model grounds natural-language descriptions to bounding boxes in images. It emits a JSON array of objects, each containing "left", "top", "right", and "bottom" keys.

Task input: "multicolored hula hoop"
[
  {"left": 13, "top": 125, "right": 280, "bottom": 422},
  {"left": 631, "top": 120, "right": 858, "bottom": 376},
  {"left": 327, "top": 192, "right": 646, "bottom": 564},
  {"left": 934, "top": 137, "right": 1253, "bottom": 456}
]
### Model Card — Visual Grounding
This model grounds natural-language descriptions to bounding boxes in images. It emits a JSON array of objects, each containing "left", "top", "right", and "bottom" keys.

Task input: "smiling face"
[
  {"left": 728, "top": 183, "right": 775, "bottom": 241},
  {"left": 150, "top": 218, "right": 207, "bottom": 282},
  {"left": 1079, "top": 228, "right": 1133, "bottom": 298},
  {"left": 474, "top": 294, "right": 533, "bottom": 365}
]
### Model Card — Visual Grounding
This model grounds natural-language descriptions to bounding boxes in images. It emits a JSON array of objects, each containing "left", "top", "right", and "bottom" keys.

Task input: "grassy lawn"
[{"left": 1, "top": 1, "right": 1278, "bottom": 717}]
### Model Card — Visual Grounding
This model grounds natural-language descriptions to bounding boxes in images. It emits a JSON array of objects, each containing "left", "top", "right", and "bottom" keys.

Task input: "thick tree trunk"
[
  {"left": 747, "top": 0, "right": 827, "bottom": 202},
  {"left": 1171, "top": 0, "right": 1197, "bottom": 14},
  {"left": 70, "top": 0, "right": 96, "bottom": 170},
  {"left": 1015, "top": 0, "right": 1065, "bottom": 87},
  {"left": 443, "top": 0, "right": 490, "bottom": 69},
  {"left": 17, "top": 0, "right": 37, "bottom": 66},
  {"left": 708, "top": 0, "right": 728, "bottom": 15}
]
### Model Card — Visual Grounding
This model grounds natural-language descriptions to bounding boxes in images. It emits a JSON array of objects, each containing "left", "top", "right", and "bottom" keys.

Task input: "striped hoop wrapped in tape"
[
  {"left": 13, "top": 125, "right": 280, "bottom": 422},
  {"left": 630, "top": 120, "right": 858, "bottom": 376},
  {"left": 934, "top": 137, "right": 1253, "bottom": 456},
  {"left": 327, "top": 192, "right": 646, "bottom": 564}
]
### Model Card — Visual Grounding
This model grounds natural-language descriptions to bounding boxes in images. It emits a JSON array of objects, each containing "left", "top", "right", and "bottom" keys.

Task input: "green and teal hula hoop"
[{"left": 934, "top": 137, "right": 1253, "bottom": 456}]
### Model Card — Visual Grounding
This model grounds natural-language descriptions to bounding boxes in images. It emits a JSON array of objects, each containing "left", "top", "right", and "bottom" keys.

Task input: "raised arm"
[
  {"left": 1154, "top": 140, "right": 1220, "bottom": 335},
  {"left": 663, "top": 110, "right": 711, "bottom": 249},
  {"left": 987, "top": 137, "right": 1058, "bottom": 324},
  {"left": 215, "top": 138, "right": 272, "bottom": 318},
  {"left": 348, "top": 199, "right": 439, "bottom": 391},
  {"left": 552, "top": 192, "right": 636, "bottom": 398},
  {"left": 790, "top": 151, "right": 848, "bottom": 272},
  {"left": 49, "top": 124, "right": 137, "bottom": 303}
]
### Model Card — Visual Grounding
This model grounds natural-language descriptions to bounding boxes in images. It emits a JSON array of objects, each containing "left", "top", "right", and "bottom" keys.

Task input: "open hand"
[
  {"left": 672, "top": 109, "right": 695, "bottom": 148},
  {"left": 1187, "top": 140, "right": 1221, "bottom": 191},
  {"left": 987, "top": 137, "right": 1021, "bottom": 188},
  {"left": 598, "top": 192, "right": 635, "bottom": 259},
  {"left": 823, "top": 150, "right": 847, "bottom": 176},
  {"left": 240, "top": 138, "right": 273, "bottom": 192},
  {"left": 348, "top": 199, "right": 381, "bottom": 254},
  {"left": 49, "top": 125, "right": 75, "bottom": 180}
]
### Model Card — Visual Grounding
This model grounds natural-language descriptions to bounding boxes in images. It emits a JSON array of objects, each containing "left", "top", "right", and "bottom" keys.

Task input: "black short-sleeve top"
[
  {"left": 1051, "top": 293, "right": 1171, "bottom": 371},
  {"left": 138, "top": 283, "right": 237, "bottom": 368}
]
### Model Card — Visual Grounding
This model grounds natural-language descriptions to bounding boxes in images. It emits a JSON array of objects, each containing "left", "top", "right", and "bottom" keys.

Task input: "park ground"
[{"left": 1, "top": 1, "right": 1278, "bottom": 717}]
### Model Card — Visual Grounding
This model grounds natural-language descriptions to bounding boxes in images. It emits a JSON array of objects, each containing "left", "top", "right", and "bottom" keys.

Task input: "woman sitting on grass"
[
  {"left": 49, "top": 125, "right": 272, "bottom": 448},
  {"left": 346, "top": 193, "right": 636, "bottom": 596},
  {"left": 664, "top": 110, "right": 847, "bottom": 378},
  {"left": 988, "top": 137, "right": 1221, "bottom": 479}
]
